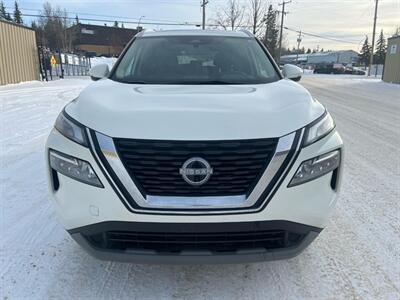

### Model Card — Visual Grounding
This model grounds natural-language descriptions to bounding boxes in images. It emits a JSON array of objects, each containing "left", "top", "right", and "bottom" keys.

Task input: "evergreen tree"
[
  {"left": 75, "top": 14, "right": 79, "bottom": 25},
  {"left": 263, "top": 5, "right": 279, "bottom": 59},
  {"left": 306, "top": 48, "right": 312, "bottom": 54},
  {"left": 375, "top": 30, "right": 386, "bottom": 64},
  {"left": 393, "top": 26, "right": 400, "bottom": 37},
  {"left": 113, "top": 21, "right": 119, "bottom": 27},
  {"left": 13, "top": 1, "right": 22, "bottom": 24},
  {"left": 0, "top": 1, "right": 6, "bottom": 19},
  {"left": 0, "top": 0, "right": 11, "bottom": 21},
  {"left": 281, "top": 47, "right": 291, "bottom": 55},
  {"left": 359, "top": 36, "right": 371, "bottom": 66}
]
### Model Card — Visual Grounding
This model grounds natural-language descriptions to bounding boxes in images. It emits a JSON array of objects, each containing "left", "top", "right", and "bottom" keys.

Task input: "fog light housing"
[
  {"left": 49, "top": 150, "right": 103, "bottom": 188},
  {"left": 289, "top": 150, "right": 340, "bottom": 187}
]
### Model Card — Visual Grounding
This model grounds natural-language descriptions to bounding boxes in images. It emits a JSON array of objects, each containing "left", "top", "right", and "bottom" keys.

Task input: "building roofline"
[
  {"left": 0, "top": 19, "right": 35, "bottom": 31},
  {"left": 68, "top": 23, "right": 138, "bottom": 31},
  {"left": 388, "top": 35, "right": 400, "bottom": 40}
]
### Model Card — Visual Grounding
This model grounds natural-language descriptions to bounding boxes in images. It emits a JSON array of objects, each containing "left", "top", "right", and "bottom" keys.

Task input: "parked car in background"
[
  {"left": 343, "top": 65, "right": 366, "bottom": 75},
  {"left": 314, "top": 63, "right": 345, "bottom": 74},
  {"left": 352, "top": 67, "right": 366, "bottom": 75}
]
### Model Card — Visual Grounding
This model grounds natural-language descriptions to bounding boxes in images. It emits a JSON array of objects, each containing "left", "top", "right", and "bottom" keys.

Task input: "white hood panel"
[{"left": 66, "top": 79, "right": 325, "bottom": 140}]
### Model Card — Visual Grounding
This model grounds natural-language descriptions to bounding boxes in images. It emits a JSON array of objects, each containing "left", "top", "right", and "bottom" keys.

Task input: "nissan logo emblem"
[{"left": 179, "top": 157, "right": 213, "bottom": 186}]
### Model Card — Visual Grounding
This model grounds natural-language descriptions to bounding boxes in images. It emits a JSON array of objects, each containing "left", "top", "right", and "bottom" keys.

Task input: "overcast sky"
[{"left": 4, "top": 0, "right": 400, "bottom": 51}]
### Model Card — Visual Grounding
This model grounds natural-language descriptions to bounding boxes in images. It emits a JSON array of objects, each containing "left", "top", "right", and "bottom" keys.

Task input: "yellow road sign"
[{"left": 50, "top": 55, "right": 57, "bottom": 66}]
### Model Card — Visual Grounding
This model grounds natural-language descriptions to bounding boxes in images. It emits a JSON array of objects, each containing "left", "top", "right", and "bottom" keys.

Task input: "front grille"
[
  {"left": 113, "top": 138, "right": 278, "bottom": 197},
  {"left": 86, "top": 230, "right": 304, "bottom": 253}
]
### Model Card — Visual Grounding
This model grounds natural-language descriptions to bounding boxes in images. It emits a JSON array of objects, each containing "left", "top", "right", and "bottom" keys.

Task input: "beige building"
[
  {"left": 0, "top": 20, "right": 39, "bottom": 85},
  {"left": 383, "top": 35, "right": 400, "bottom": 84}
]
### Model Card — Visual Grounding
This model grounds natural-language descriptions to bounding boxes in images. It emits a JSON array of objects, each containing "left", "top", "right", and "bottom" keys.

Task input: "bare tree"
[
  {"left": 215, "top": 0, "right": 245, "bottom": 31},
  {"left": 59, "top": 8, "right": 73, "bottom": 51},
  {"left": 35, "top": 2, "right": 74, "bottom": 51},
  {"left": 248, "top": 0, "right": 266, "bottom": 35}
]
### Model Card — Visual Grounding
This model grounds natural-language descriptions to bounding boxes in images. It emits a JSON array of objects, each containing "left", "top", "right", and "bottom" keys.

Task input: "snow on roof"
[{"left": 281, "top": 54, "right": 309, "bottom": 59}]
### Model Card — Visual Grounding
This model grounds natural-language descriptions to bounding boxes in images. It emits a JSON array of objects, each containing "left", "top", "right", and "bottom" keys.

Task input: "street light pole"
[{"left": 137, "top": 15, "right": 145, "bottom": 28}]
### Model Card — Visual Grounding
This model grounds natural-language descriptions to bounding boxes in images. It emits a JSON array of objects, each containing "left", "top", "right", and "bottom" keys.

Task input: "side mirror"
[
  {"left": 282, "top": 64, "right": 303, "bottom": 82},
  {"left": 89, "top": 64, "right": 110, "bottom": 81}
]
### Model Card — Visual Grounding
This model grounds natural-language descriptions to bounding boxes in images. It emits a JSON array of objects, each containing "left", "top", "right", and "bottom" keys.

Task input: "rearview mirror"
[
  {"left": 89, "top": 64, "right": 110, "bottom": 81},
  {"left": 282, "top": 64, "right": 303, "bottom": 82}
]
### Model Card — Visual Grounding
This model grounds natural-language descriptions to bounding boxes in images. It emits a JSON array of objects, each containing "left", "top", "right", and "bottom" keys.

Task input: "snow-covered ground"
[{"left": 1, "top": 76, "right": 399, "bottom": 299}]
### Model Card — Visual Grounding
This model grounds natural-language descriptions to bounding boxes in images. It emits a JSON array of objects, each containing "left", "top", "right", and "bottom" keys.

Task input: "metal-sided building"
[
  {"left": 307, "top": 50, "right": 359, "bottom": 65},
  {"left": 67, "top": 24, "right": 138, "bottom": 57},
  {"left": 0, "top": 20, "right": 39, "bottom": 85},
  {"left": 280, "top": 50, "right": 359, "bottom": 66},
  {"left": 383, "top": 35, "right": 400, "bottom": 84}
]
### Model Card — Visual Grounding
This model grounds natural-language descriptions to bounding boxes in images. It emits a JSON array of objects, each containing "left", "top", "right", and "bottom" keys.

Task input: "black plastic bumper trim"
[
  {"left": 68, "top": 220, "right": 322, "bottom": 236},
  {"left": 68, "top": 220, "right": 321, "bottom": 264}
]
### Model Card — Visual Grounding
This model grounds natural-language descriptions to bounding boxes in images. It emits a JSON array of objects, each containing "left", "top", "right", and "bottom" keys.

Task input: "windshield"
[{"left": 111, "top": 36, "right": 280, "bottom": 84}]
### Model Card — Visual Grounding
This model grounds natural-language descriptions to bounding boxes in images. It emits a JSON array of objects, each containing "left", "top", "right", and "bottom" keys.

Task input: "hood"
[{"left": 66, "top": 78, "right": 325, "bottom": 140}]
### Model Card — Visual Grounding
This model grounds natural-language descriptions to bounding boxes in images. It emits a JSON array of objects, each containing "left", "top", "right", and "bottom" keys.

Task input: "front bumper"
[
  {"left": 69, "top": 220, "right": 321, "bottom": 264},
  {"left": 46, "top": 127, "right": 343, "bottom": 263}
]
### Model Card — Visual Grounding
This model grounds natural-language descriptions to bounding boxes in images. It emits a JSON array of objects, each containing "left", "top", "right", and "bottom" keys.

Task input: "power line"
[
  {"left": 284, "top": 26, "right": 361, "bottom": 45},
  {"left": 6, "top": 6, "right": 200, "bottom": 25},
  {"left": 20, "top": 13, "right": 201, "bottom": 27}
]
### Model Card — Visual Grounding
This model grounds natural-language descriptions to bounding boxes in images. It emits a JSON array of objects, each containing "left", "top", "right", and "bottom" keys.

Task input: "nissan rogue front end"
[{"left": 46, "top": 30, "right": 343, "bottom": 264}]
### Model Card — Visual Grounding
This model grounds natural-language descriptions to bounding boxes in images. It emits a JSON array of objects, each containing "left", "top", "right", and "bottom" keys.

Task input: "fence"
[
  {"left": 38, "top": 48, "right": 91, "bottom": 81},
  {"left": 0, "top": 20, "right": 39, "bottom": 85},
  {"left": 369, "top": 64, "right": 384, "bottom": 77}
]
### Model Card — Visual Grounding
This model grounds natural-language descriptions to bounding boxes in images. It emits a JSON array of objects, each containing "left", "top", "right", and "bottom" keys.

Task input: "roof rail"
[{"left": 238, "top": 29, "right": 254, "bottom": 37}]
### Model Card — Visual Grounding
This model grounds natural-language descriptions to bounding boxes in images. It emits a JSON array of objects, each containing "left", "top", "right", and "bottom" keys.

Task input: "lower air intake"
[{"left": 86, "top": 230, "right": 304, "bottom": 254}]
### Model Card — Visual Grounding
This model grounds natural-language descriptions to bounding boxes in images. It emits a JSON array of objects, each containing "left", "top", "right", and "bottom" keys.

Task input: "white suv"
[{"left": 46, "top": 30, "right": 343, "bottom": 264}]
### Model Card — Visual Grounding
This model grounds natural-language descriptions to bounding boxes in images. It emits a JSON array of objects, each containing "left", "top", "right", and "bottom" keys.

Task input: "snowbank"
[{"left": 90, "top": 57, "right": 118, "bottom": 69}]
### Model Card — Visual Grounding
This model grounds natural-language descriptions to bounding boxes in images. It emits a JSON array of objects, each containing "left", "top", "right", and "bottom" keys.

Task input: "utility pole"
[
  {"left": 368, "top": 0, "right": 379, "bottom": 76},
  {"left": 201, "top": 0, "right": 209, "bottom": 30},
  {"left": 277, "top": 0, "right": 291, "bottom": 64},
  {"left": 296, "top": 30, "right": 302, "bottom": 65}
]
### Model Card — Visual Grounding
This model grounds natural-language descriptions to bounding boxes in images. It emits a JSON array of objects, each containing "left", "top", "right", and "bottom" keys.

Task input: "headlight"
[
  {"left": 304, "top": 112, "right": 335, "bottom": 146},
  {"left": 54, "top": 110, "right": 88, "bottom": 147},
  {"left": 288, "top": 150, "right": 340, "bottom": 187},
  {"left": 49, "top": 150, "right": 103, "bottom": 188}
]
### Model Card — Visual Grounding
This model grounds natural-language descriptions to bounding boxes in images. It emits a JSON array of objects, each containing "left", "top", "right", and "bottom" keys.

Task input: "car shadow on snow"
[{"left": 56, "top": 236, "right": 320, "bottom": 298}]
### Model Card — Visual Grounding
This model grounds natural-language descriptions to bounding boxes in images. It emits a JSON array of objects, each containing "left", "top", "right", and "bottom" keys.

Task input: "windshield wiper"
[
  {"left": 126, "top": 80, "right": 149, "bottom": 84},
  {"left": 118, "top": 80, "right": 244, "bottom": 85}
]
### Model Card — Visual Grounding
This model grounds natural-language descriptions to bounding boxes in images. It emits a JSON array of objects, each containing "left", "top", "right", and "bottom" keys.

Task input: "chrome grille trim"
[{"left": 89, "top": 130, "right": 303, "bottom": 214}]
